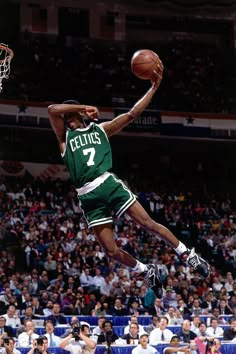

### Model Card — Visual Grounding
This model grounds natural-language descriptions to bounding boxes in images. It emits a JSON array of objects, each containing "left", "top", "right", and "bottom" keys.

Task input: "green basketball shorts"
[{"left": 78, "top": 173, "right": 136, "bottom": 228}]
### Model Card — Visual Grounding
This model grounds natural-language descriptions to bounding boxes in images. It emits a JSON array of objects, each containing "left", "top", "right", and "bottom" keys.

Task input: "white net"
[{"left": 0, "top": 43, "right": 14, "bottom": 92}]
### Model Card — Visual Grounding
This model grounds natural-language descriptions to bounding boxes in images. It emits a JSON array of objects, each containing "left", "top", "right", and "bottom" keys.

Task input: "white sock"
[
  {"left": 174, "top": 241, "right": 188, "bottom": 256},
  {"left": 132, "top": 261, "right": 147, "bottom": 273}
]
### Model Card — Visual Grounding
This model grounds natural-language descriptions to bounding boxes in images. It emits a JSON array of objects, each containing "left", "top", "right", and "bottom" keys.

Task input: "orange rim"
[{"left": 0, "top": 45, "right": 14, "bottom": 64}]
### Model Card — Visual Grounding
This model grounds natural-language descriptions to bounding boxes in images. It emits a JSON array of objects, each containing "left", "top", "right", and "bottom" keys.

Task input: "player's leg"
[
  {"left": 93, "top": 222, "right": 163, "bottom": 299},
  {"left": 126, "top": 200, "right": 210, "bottom": 278}
]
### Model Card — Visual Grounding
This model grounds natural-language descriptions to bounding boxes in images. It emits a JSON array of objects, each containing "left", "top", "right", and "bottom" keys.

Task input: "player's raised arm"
[
  {"left": 101, "top": 69, "right": 163, "bottom": 137},
  {"left": 48, "top": 103, "right": 99, "bottom": 153}
]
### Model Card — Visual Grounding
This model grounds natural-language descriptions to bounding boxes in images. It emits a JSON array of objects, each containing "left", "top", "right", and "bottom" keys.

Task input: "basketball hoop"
[{"left": 0, "top": 43, "right": 14, "bottom": 93}]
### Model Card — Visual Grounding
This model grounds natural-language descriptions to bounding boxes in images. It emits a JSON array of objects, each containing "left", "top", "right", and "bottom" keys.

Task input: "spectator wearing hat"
[{"left": 132, "top": 333, "right": 159, "bottom": 354}]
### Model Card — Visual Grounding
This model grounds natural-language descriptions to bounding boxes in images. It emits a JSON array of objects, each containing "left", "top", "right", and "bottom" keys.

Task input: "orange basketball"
[{"left": 131, "top": 49, "right": 160, "bottom": 80}]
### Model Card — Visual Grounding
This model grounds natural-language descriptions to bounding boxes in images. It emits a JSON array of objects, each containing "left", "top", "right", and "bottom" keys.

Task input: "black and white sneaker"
[
  {"left": 181, "top": 248, "right": 210, "bottom": 278},
  {"left": 143, "top": 264, "right": 163, "bottom": 299}
]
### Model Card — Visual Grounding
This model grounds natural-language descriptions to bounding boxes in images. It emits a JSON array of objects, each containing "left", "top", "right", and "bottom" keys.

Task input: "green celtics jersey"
[{"left": 62, "top": 123, "right": 112, "bottom": 188}]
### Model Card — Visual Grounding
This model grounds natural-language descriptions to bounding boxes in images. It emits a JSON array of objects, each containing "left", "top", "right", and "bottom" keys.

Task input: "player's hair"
[
  {"left": 62, "top": 99, "right": 80, "bottom": 105},
  {"left": 62, "top": 99, "right": 86, "bottom": 128}
]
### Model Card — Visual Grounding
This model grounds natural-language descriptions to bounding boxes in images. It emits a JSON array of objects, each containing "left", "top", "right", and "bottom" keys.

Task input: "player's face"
[{"left": 64, "top": 112, "right": 84, "bottom": 130}]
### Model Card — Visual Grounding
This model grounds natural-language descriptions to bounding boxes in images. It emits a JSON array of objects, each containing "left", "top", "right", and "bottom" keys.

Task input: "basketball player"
[{"left": 48, "top": 67, "right": 210, "bottom": 298}]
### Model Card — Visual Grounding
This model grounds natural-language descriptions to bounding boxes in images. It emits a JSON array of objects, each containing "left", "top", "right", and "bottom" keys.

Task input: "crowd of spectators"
[
  {"left": 0, "top": 174, "right": 235, "bottom": 350},
  {"left": 2, "top": 32, "right": 230, "bottom": 113}
]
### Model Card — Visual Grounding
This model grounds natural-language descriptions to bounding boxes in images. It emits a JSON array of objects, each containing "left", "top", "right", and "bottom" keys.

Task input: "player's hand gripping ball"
[{"left": 131, "top": 49, "right": 163, "bottom": 80}]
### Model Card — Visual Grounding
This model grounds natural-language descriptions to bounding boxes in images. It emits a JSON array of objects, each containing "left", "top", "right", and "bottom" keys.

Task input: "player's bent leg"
[
  {"left": 126, "top": 201, "right": 210, "bottom": 278},
  {"left": 93, "top": 223, "right": 163, "bottom": 298},
  {"left": 93, "top": 223, "right": 137, "bottom": 267}
]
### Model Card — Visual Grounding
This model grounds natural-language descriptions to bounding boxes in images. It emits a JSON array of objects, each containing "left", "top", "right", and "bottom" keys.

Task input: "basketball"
[{"left": 131, "top": 49, "right": 160, "bottom": 80}]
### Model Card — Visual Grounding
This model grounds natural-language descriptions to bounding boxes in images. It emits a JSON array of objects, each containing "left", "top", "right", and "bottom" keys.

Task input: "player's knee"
[{"left": 105, "top": 247, "right": 120, "bottom": 259}]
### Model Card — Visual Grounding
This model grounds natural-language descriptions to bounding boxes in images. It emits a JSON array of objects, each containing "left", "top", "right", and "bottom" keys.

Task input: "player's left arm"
[{"left": 101, "top": 66, "right": 163, "bottom": 137}]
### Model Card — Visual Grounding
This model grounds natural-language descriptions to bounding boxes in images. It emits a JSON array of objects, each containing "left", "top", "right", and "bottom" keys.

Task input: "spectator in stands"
[
  {"left": 195, "top": 337, "right": 222, "bottom": 354},
  {"left": 149, "top": 317, "right": 174, "bottom": 344},
  {"left": 21, "top": 305, "right": 39, "bottom": 324},
  {"left": 207, "top": 319, "right": 224, "bottom": 338},
  {"left": 190, "top": 316, "right": 201, "bottom": 335},
  {"left": 148, "top": 298, "right": 165, "bottom": 317},
  {"left": 42, "top": 301, "right": 54, "bottom": 317},
  {"left": 165, "top": 306, "right": 184, "bottom": 325},
  {"left": 91, "top": 268, "right": 106, "bottom": 294},
  {"left": 132, "top": 333, "right": 158, "bottom": 354},
  {"left": 207, "top": 308, "right": 227, "bottom": 326},
  {"left": 0, "top": 288, "right": 13, "bottom": 308},
  {"left": 110, "top": 297, "right": 128, "bottom": 316},
  {"left": 122, "top": 322, "right": 141, "bottom": 344},
  {"left": 91, "top": 301, "right": 107, "bottom": 317},
  {"left": 162, "top": 288, "right": 178, "bottom": 309},
  {"left": 27, "top": 336, "right": 51, "bottom": 354},
  {"left": 2, "top": 305, "right": 21, "bottom": 328},
  {"left": 45, "top": 303, "right": 67, "bottom": 326},
  {"left": 61, "top": 289, "right": 76, "bottom": 315},
  {"left": 92, "top": 316, "right": 106, "bottom": 337},
  {"left": 177, "top": 298, "right": 192, "bottom": 319},
  {"left": 195, "top": 322, "right": 211, "bottom": 337},
  {"left": 97, "top": 320, "right": 119, "bottom": 345},
  {"left": 145, "top": 315, "right": 160, "bottom": 335},
  {"left": 0, "top": 316, "right": 14, "bottom": 337},
  {"left": 1, "top": 337, "right": 21, "bottom": 354},
  {"left": 124, "top": 316, "right": 145, "bottom": 335},
  {"left": 176, "top": 319, "right": 197, "bottom": 343},
  {"left": 163, "top": 335, "right": 192, "bottom": 354},
  {"left": 189, "top": 299, "right": 204, "bottom": 316},
  {"left": 44, "top": 320, "right": 62, "bottom": 347},
  {"left": 60, "top": 322, "right": 96, "bottom": 353},
  {"left": 217, "top": 299, "right": 232, "bottom": 315},
  {"left": 223, "top": 317, "right": 236, "bottom": 340},
  {"left": 31, "top": 297, "right": 44, "bottom": 316},
  {"left": 17, "top": 320, "right": 39, "bottom": 347},
  {"left": 201, "top": 292, "right": 218, "bottom": 314}
]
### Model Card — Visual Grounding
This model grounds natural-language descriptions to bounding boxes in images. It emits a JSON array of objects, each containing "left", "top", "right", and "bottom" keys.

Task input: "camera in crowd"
[{"left": 71, "top": 323, "right": 81, "bottom": 341}]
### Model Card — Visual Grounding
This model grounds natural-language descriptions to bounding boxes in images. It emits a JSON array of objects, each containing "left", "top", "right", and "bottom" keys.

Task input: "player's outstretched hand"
[
  {"left": 151, "top": 58, "right": 164, "bottom": 90},
  {"left": 83, "top": 105, "right": 99, "bottom": 121}
]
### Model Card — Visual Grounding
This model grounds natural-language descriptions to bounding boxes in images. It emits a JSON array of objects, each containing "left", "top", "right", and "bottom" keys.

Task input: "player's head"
[{"left": 62, "top": 99, "right": 86, "bottom": 129}]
